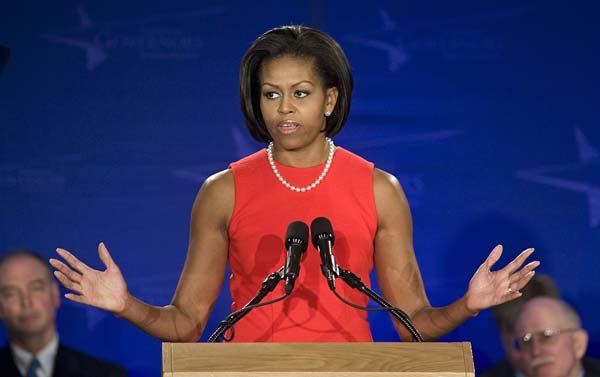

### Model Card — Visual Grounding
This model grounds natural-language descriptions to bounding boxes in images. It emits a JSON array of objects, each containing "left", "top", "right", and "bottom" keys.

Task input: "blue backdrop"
[{"left": 1, "top": 1, "right": 598, "bottom": 375}]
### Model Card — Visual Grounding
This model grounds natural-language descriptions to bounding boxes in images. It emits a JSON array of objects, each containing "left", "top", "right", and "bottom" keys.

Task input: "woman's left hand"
[{"left": 464, "top": 245, "right": 539, "bottom": 314}]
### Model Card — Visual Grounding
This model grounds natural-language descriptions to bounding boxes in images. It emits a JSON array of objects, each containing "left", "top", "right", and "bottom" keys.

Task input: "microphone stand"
[
  {"left": 337, "top": 267, "right": 424, "bottom": 342},
  {"left": 207, "top": 266, "right": 285, "bottom": 343}
]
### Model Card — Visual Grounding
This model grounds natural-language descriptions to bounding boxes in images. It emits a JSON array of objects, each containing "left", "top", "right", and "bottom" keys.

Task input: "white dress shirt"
[{"left": 11, "top": 336, "right": 58, "bottom": 377}]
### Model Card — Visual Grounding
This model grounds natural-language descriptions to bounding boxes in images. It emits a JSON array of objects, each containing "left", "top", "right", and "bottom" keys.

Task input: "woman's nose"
[{"left": 278, "top": 94, "right": 295, "bottom": 114}]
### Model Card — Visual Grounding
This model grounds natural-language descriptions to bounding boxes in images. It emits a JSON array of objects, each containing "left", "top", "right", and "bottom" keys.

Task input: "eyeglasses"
[{"left": 512, "top": 328, "right": 579, "bottom": 351}]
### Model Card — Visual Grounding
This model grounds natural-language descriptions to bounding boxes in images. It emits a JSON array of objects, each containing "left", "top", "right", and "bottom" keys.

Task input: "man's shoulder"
[
  {"left": 56, "top": 344, "right": 127, "bottom": 377},
  {"left": 477, "top": 360, "right": 515, "bottom": 377},
  {"left": 0, "top": 345, "right": 20, "bottom": 375},
  {"left": 584, "top": 356, "right": 600, "bottom": 377},
  {"left": 0, "top": 345, "right": 11, "bottom": 356}
]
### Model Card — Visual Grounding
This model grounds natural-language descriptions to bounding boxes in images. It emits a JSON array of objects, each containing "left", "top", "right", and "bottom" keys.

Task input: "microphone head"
[
  {"left": 285, "top": 221, "right": 309, "bottom": 253},
  {"left": 310, "top": 217, "right": 335, "bottom": 248}
]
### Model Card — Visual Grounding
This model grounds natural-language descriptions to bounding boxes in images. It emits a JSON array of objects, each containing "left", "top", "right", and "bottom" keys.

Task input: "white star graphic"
[{"left": 517, "top": 127, "right": 600, "bottom": 228}]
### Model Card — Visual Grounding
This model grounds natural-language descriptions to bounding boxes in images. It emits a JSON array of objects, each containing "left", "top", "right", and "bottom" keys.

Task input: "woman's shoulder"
[
  {"left": 229, "top": 149, "right": 267, "bottom": 170},
  {"left": 192, "top": 169, "right": 235, "bottom": 212},
  {"left": 373, "top": 167, "right": 399, "bottom": 186},
  {"left": 191, "top": 169, "right": 235, "bottom": 226},
  {"left": 202, "top": 168, "right": 234, "bottom": 194},
  {"left": 336, "top": 146, "right": 373, "bottom": 167},
  {"left": 333, "top": 146, "right": 402, "bottom": 194},
  {"left": 373, "top": 167, "right": 408, "bottom": 203}
]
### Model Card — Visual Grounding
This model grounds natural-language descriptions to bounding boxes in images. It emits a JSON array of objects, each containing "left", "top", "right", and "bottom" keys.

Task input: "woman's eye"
[
  {"left": 264, "top": 92, "right": 280, "bottom": 99},
  {"left": 295, "top": 91, "right": 309, "bottom": 98}
]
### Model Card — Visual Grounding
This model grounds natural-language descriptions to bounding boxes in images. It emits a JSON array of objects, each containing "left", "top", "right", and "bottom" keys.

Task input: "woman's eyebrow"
[{"left": 261, "top": 80, "right": 314, "bottom": 88}]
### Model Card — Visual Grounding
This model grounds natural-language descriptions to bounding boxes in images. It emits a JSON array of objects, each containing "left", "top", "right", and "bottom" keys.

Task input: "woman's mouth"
[{"left": 278, "top": 121, "right": 300, "bottom": 135}]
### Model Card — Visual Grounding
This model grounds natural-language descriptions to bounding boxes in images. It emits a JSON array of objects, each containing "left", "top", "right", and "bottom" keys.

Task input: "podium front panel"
[{"left": 162, "top": 342, "right": 475, "bottom": 376}]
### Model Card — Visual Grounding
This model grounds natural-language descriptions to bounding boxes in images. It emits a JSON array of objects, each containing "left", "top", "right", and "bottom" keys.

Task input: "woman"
[{"left": 50, "top": 25, "right": 538, "bottom": 342}]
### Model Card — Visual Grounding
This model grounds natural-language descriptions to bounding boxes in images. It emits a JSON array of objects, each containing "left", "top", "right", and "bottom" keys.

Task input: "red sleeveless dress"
[{"left": 228, "top": 147, "right": 377, "bottom": 342}]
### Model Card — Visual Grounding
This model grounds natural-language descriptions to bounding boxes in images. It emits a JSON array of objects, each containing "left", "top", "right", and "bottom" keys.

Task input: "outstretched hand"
[
  {"left": 50, "top": 242, "right": 129, "bottom": 314},
  {"left": 465, "top": 245, "right": 539, "bottom": 313}
]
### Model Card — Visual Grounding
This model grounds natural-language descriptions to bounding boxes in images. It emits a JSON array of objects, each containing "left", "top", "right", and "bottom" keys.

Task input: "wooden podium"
[{"left": 162, "top": 342, "right": 475, "bottom": 376}]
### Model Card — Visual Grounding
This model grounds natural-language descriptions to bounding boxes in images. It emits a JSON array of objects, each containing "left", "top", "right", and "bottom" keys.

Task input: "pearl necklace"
[{"left": 267, "top": 138, "right": 336, "bottom": 192}]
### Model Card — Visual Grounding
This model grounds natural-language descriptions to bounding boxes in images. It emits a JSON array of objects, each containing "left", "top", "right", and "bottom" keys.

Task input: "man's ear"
[
  {"left": 51, "top": 281, "right": 61, "bottom": 310},
  {"left": 573, "top": 329, "right": 588, "bottom": 358}
]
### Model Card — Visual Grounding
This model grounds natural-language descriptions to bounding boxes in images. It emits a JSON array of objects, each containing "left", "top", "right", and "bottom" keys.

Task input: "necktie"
[{"left": 26, "top": 357, "right": 40, "bottom": 377}]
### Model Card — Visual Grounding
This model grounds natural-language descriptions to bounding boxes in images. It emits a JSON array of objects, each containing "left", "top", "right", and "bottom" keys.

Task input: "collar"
[{"left": 11, "top": 336, "right": 59, "bottom": 377}]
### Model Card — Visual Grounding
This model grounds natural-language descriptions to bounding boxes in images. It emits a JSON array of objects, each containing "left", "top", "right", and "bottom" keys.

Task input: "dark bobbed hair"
[{"left": 240, "top": 25, "right": 354, "bottom": 142}]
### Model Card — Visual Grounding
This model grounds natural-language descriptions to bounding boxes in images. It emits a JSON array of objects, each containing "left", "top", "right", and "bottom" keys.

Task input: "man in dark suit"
[
  {"left": 479, "top": 275, "right": 600, "bottom": 377},
  {"left": 481, "top": 356, "right": 600, "bottom": 377},
  {"left": 0, "top": 250, "right": 127, "bottom": 377}
]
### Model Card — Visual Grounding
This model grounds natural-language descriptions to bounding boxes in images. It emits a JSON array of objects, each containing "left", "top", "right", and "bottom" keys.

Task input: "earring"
[{"left": 325, "top": 111, "right": 331, "bottom": 116}]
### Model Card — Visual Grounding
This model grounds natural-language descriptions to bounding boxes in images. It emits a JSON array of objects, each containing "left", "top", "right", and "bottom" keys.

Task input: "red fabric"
[{"left": 227, "top": 147, "right": 378, "bottom": 342}]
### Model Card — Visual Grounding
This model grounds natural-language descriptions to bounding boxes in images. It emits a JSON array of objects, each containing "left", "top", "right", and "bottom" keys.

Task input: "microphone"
[
  {"left": 284, "top": 221, "right": 309, "bottom": 294},
  {"left": 310, "top": 217, "right": 338, "bottom": 290}
]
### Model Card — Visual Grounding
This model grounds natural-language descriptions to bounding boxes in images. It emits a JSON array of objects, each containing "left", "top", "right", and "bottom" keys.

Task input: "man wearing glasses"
[
  {"left": 0, "top": 250, "right": 126, "bottom": 377},
  {"left": 480, "top": 274, "right": 561, "bottom": 376},
  {"left": 512, "top": 296, "right": 600, "bottom": 377}
]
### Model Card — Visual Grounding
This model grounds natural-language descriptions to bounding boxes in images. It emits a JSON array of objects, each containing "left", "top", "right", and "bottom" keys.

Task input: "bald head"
[
  {"left": 0, "top": 250, "right": 54, "bottom": 280},
  {"left": 514, "top": 297, "right": 587, "bottom": 377},
  {"left": 515, "top": 297, "right": 581, "bottom": 333}
]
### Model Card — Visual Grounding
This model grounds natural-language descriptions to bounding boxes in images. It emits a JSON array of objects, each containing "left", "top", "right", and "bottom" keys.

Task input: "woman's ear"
[{"left": 325, "top": 87, "right": 339, "bottom": 115}]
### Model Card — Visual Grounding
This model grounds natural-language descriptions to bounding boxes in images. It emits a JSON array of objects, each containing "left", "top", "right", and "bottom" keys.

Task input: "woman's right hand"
[{"left": 50, "top": 242, "right": 129, "bottom": 314}]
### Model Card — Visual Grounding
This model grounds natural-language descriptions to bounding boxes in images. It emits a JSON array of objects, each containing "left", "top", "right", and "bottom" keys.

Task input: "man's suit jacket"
[
  {"left": 478, "top": 356, "right": 600, "bottom": 377},
  {"left": 0, "top": 344, "right": 127, "bottom": 377}
]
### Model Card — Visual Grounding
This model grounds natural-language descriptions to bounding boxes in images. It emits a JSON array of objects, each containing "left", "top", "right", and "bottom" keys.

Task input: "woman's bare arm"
[
  {"left": 51, "top": 169, "right": 234, "bottom": 341},
  {"left": 372, "top": 168, "right": 539, "bottom": 341}
]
